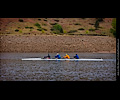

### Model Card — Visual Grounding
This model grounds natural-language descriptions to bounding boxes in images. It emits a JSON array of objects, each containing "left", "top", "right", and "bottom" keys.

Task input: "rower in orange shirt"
[{"left": 64, "top": 54, "right": 70, "bottom": 59}]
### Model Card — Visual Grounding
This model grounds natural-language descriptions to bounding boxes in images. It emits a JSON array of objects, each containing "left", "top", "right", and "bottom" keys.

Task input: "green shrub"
[
  {"left": 68, "top": 30, "right": 77, "bottom": 33},
  {"left": 96, "top": 18, "right": 104, "bottom": 22},
  {"left": 112, "top": 18, "right": 116, "bottom": 29},
  {"left": 74, "top": 23, "right": 81, "bottom": 25},
  {"left": 25, "top": 26, "right": 29, "bottom": 29},
  {"left": 98, "top": 26, "right": 103, "bottom": 28},
  {"left": 86, "top": 30, "right": 89, "bottom": 34},
  {"left": 25, "top": 26, "right": 34, "bottom": 29},
  {"left": 37, "top": 28, "right": 42, "bottom": 31},
  {"left": 42, "top": 28, "right": 47, "bottom": 31},
  {"left": 50, "top": 23, "right": 57, "bottom": 25},
  {"left": 29, "top": 27, "right": 34, "bottom": 29},
  {"left": 19, "top": 19, "right": 24, "bottom": 22},
  {"left": 94, "top": 20, "right": 99, "bottom": 29},
  {"left": 44, "top": 19, "right": 47, "bottom": 21},
  {"left": 89, "top": 28, "right": 95, "bottom": 31},
  {"left": 38, "top": 18, "right": 41, "bottom": 20},
  {"left": 50, "top": 28, "right": 54, "bottom": 31},
  {"left": 52, "top": 24, "right": 63, "bottom": 33},
  {"left": 110, "top": 18, "right": 116, "bottom": 37},
  {"left": 15, "top": 29, "right": 19, "bottom": 32},
  {"left": 34, "top": 23, "right": 41, "bottom": 28},
  {"left": 19, "top": 30, "right": 22, "bottom": 33},
  {"left": 68, "top": 33, "right": 75, "bottom": 35},
  {"left": 54, "top": 19, "right": 59, "bottom": 22},
  {"left": 53, "top": 31, "right": 57, "bottom": 34},
  {"left": 63, "top": 30, "right": 67, "bottom": 34},
  {"left": 42, "top": 30, "right": 45, "bottom": 33},
  {"left": 52, "top": 30, "right": 63, "bottom": 35},
  {"left": 89, "top": 23, "right": 95, "bottom": 25},
  {"left": 52, "top": 30, "right": 60, "bottom": 34},
  {"left": 78, "top": 28, "right": 84, "bottom": 30},
  {"left": 42, "top": 23, "right": 47, "bottom": 26},
  {"left": 110, "top": 28, "right": 116, "bottom": 36}
]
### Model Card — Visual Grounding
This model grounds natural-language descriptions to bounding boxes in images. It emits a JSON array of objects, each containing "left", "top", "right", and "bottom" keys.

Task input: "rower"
[
  {"left": 64, "top": 54, "right": 70, "bottom": 59},
  {"left": 74, "top": 54, "right": 79, "bottom": 59},
  {"left": 43, "top": 54, "right": 51, "bottom": 59},
  {"left": 48, "top": 54, "right": 50, "bottom": 59},
  {"left": 55, "top": 53, "right": 61, "bottom": 59}
]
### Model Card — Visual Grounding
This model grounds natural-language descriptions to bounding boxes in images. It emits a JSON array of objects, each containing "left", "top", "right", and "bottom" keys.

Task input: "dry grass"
[{"left": 0, "top": 18, "right": 113, "bottom": 36}]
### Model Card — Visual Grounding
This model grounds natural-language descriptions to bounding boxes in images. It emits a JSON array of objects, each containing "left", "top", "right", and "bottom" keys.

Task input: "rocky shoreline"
[{"left": 0, "top": 35, "right": 116, "bottom": 53}]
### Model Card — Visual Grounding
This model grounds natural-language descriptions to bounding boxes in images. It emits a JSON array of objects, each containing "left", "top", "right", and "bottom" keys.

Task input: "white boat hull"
[{"left": 21, "top": 58, "right": 103, "bottom": 61}]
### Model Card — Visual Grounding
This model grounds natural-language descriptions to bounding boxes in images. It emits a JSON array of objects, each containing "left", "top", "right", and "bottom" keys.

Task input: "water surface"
[{"left": 0, "top": 53, "right": 116, "bottom": 81}]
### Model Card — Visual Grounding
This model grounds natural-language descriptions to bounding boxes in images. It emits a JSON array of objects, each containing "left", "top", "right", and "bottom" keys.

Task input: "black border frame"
[{"left": 0, "top": 4, "right": 119, "bottom": 89}]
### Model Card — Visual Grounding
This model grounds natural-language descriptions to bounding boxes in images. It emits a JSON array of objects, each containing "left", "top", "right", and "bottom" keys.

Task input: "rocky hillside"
[
  {"left": 0, "top": 18, "right": 113, "bottom": 36},
  {"left": 0, "top": 35, "right": 116, "bottom": 53}
]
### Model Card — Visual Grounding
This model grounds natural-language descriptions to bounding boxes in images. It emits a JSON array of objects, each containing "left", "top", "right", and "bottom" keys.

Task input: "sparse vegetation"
[
  {"left": 98, "top": 26, "right": 103, "bottom": 29},
  {"left": 19, "top": 30, "right": 22, "bottom": 33},
  {"left": 25, "top": 26, "right": 29, "bottom": 29},
  {"left": 42, "top": 23, "right": 47, "bottom": 26},
  {"left": 89, "top": 28, "right": 95, "bottom": 31},
  {"left": 50, "top": 28, "right": 54, "bottom": 31},
  {"left": 42, "top": 30, "right": 45, "bottom": 33},
  {"left": 94, "top": 20, "right": 99, "bottom": 29},
  {"left": 30, "top": 29, "right": 32, "bottom": 32},
  {"left": 29, "top": 27, "right": 34, "bottom": 29},
  {"left": 110, "top": 18, "right": 116, "bottom": 37},
  {"left": 68, "top": 33, "right": 75, "bottom": 35},
  {"left": 54, "top": 19, "right": 59, "bottom": 22},
  {"left": 74, "top": 23, "right": 81, "bottom": 25},
  {"left": 19, "top": 19, "right": 24, "bottom": 22},
  {"left": 0, "top": 18, "right": 114, "bottom": 37},
  {"left": 89, "top": 23, "right": 94, "bottom": 25},
  {"left": 78, "top": 28, "right": 84, "bottom": 30},
  {"left": 52, "top": 30, "right": 61, "bottom": 34},
  {"left": 38, "top": 18, "right": 41, "bottom": 21},
  {"left": 15, "top": 29, "right": 19, "bottom": 32},
  {"left": 25, "top": 26, "right": 34, "bottom": 29},
  {"left": 96, "top": 18, "right": 104, "bottom": 22},
  {"left": 63, "top": 30, "right": 67, "bottom": 34},
  {"left": 37, "top": 27, "right": 47, "bottom": 31},
  {"left": 44, "top": 19, "right": 47, "bottom": 21},
  {"left": 37, "top": 28, "right": 42, "bottom": 31},
  {"left": 68, "top": 30, "right": 77, "bottom": 33},
  {"left": 86, "top": 30, "right": 89, "bottom": 34},
  {"left": 34, "top": 23, "right": 41, "bottom": 28},
  {"left": 42, "top": 28, "right": 47, "bottom": 31},
  {"left": 50, "top": 23, "right": 57, "bottom": 25}
]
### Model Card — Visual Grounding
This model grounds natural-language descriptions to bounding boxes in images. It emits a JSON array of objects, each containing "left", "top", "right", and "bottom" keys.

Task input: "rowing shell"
[{"left": 21, "top": 58, "right": 103, "bottom": 61}]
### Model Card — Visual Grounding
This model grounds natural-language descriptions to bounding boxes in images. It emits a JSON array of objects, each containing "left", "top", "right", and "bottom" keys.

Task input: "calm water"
[{"left": 0, "top": 53, "right": 116, "bottom": 81}]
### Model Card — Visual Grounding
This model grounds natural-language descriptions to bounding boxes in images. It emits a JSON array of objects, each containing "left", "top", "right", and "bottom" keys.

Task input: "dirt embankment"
[{"left": 0, "top": 35, "right": 116, "bottom": 53}]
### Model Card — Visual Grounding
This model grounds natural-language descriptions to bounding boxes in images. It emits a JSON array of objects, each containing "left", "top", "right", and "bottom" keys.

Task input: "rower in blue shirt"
[
  {"left": 74, "top": 54, "right": 79, "bottom": 59},
  {"left": 55, "top": 53, "right": 61, "bottom": 59}
]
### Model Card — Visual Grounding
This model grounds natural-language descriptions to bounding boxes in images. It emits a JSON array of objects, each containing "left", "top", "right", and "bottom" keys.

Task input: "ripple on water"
[{"left": 0, "top": 53, "right": 116, "bottom": 81}]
